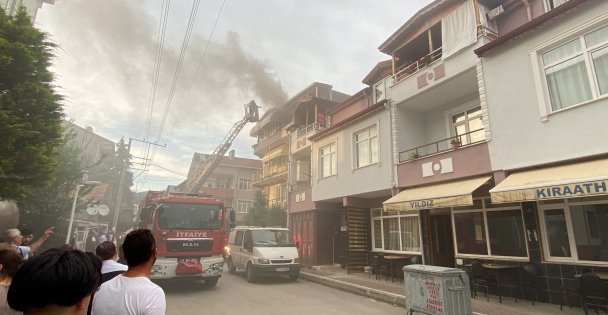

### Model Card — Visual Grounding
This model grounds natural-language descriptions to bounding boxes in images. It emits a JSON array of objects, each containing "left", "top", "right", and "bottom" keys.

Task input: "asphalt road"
[{"left": 158, "top": 270, "right": 404, "bottom": 315}]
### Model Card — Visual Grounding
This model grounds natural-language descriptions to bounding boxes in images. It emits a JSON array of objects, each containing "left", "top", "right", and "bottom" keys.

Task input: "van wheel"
[
  {"left": 227, "top": 258, "right": 236, "bottom": 274},
  {"left": 246, "top": 264, "right": 257, "bottom": 283},
  {"left": 289, "top": 274, "right": 299, "bottom": 282}
]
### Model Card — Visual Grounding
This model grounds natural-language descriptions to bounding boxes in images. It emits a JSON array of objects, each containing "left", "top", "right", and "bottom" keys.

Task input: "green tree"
[
  {"left": 18, "top": 132, "right": 84, "bottom": 249},
  {"left": 0, "top": 7, "right": 63, "bottom": 200},
  {"left": 244, "top": 191, "right": 268, "bottom": 226},
  {"left": 243, "top": 191, "right": 287, "bottom": 227},
  {"left": 266, "top": 205, "right": 287, "bottom": 228}
]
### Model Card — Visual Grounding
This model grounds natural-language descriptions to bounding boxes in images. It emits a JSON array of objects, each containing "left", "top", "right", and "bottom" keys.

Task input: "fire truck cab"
[{"left": 138, "top": 191, "right": 228, "bottom": 286}]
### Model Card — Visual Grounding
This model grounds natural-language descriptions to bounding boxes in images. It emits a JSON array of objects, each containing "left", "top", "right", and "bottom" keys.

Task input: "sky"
[{"left": 34, "top": 0, "right": 429, "bottom": 192}]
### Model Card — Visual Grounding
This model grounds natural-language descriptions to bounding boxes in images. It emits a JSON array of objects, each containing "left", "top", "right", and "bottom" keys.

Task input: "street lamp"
[{"left": 65, "top": 174, "right": 102, "bottom": 244}]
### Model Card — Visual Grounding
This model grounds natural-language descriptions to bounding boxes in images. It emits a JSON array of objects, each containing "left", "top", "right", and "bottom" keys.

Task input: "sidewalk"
[{"left": 300, "top": 265, "right": 585, "bottom": 315}]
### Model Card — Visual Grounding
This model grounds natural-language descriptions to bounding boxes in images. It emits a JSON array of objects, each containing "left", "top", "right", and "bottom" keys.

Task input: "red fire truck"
[
  {"left": 137, "top": 190, "right": 230, "bottom": 286},
  {"left": 135, "top": 101, "right": 258, "bottom": 286}
]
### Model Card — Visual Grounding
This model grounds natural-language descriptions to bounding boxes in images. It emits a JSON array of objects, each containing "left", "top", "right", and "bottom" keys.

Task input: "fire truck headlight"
[{"left": 257, "top": 257, "right": 270, "bottom": 264}]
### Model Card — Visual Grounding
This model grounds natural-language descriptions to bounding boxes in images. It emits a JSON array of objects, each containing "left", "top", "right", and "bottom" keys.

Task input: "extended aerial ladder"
[{"left": 181, "top": 101, "right": 259, "bottom": 194}]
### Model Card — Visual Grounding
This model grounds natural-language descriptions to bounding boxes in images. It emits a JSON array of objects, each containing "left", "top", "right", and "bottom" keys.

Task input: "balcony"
[
  {"left": 291, "top": 122, "right": 326, "bottom": 154},
  {"left": 399, "top": 128, "right": 485, "bottom": 162},
  {"left": 252, "top": 164, "right": 288, "bottom": 187},
  {"left": 267, "top": 198, "right": 287, "bottom": 210},
  {"left": 297, "top": 122, "right": 326, "bottom": 137},
  {"left": 393, "top": 47, "right": 442, "bottom": 85},
  {"left": 397, "top": 130, "right": 492, "bottom": 187}
]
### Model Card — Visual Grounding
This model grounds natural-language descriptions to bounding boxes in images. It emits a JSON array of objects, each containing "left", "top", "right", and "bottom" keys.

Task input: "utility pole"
[{"left": 111, "top": 138, "right": 165, "bottom": 233}]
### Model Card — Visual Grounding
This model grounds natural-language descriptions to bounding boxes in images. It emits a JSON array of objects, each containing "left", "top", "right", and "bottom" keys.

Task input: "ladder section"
[{"left": 183, "top": 101, "right": 259, "bottom": 193}]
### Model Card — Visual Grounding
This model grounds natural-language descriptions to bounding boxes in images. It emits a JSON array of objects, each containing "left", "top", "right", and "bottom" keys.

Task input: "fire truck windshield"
[{"left": 157, "top": 203, "right": 222, "bottom": 230}]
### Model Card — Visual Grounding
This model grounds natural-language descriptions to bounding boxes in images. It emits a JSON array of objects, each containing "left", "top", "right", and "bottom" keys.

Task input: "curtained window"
[
  {"left": 319, "top": 142, "right": 336, "bottom": 178},
  {"left": 354, "top": 125, "right": 378, "bottom": 168},
  {"left": 542, "top": 25, "right": 608, "bottom": 111},
  {"left": 372, "top": 209, "right": 420, "bottom": 254}
]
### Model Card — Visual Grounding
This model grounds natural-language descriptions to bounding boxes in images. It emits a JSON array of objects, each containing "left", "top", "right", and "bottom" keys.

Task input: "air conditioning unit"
[{"left": 488, "top": 5, "right": 505, "bottom": 20}]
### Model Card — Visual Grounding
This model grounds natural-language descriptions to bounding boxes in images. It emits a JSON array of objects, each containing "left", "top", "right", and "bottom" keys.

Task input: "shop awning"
[
  {"left": 383, "top": 176, "right": 492, "bottom": 211},
  {"left": 490, "top": 159, "right": 608, "bottom": 203}
]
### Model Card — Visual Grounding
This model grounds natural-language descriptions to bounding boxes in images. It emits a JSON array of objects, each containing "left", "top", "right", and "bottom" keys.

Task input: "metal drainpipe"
[
  {"left": 286, "top": 131, "right": 291, "bottom": 228},
  {"left": 387, "top": 99, "right": 399, "bottom": 191}
]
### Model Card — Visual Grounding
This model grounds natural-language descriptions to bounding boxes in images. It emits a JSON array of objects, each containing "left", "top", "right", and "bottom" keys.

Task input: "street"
[{"left": 158, "top": 271, "right": 404, "bottom": 315}]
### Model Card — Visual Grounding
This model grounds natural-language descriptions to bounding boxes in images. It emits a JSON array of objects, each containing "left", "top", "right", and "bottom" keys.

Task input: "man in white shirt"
[
  {"left": 91, "top": 229, "right": 166, "bottom": 315},
  {"left": 95, "top": 241, "right": 127, "bottom": 282},
  {"left": 3, "top": 227, "right": 54, "bottom": 259}
]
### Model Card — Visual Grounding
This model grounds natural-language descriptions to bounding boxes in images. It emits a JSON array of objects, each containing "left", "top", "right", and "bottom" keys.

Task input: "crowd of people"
[{"left": 0, "top": 228, "right": 166, "bottom": 315}]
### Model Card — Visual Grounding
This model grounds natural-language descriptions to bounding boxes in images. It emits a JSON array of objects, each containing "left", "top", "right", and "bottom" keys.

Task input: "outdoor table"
[
  {"left": 384, "top": 255, "right": 409, "bottom": 283},
  {"left": 574, "top": 271, "right": 608, "bottom": 280},
  {"left": 482, "top": 263, "right": 522, "bottom": 303}
]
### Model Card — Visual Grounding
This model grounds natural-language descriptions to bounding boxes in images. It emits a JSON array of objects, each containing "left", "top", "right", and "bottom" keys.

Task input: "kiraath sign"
[{"left": 536, "top": 180, "right": 607, "bottom": 199}]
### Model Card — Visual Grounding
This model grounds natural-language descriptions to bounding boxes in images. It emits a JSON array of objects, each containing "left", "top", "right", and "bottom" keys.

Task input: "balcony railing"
[
  {"left": 393, "top": 47, "right": 443, "bottom": 85},
  {"left": 267, "top": 198, "right": 287, "bottom": 210},
  {"left": 297, "top": 122, "right": 326, "bottom": 137},
  {"left": 399, "top": 128, "right": 485, "bottom": 163},
  {"left": 258, "top": 164, "right": 288, "bottom": 180}
]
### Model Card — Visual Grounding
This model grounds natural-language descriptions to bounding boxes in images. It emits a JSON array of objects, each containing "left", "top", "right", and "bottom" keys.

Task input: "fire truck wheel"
[
  {"left": 246, "top": 263, "right": 257, "bottom": 283},
  {"left": 227, "top": 258, "right": 236, "bottom": 274},
  {"left": 289, "top": 274, "right": 299, "bottom": 282},
  {"left": 204, "top": 277, "right": 219, "bottom": 287}
]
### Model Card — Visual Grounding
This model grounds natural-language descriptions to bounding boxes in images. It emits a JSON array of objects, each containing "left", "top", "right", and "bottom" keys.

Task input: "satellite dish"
[
  {"left": 86, "top": 205, "right": 99, "bottom": 216},
  {"left": 98, "top": 204, "right": 110, "bottom": 216}
]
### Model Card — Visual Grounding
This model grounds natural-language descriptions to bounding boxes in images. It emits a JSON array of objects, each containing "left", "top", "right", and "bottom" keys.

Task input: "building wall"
[
  {"left": 312, "top": 110, "right": 393, "bottom": 202},
  {"left": 482, "top": 1, "right": 608, "bottom": 171}
]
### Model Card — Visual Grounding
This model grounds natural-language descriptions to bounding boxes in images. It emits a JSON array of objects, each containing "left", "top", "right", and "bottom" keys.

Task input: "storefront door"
[{"left": 429, "top": 212, "right": 455, "bottom": 267}]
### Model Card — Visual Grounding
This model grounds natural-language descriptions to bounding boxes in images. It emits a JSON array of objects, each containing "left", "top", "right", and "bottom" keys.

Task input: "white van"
[{"left": 225, "top": 226, "right": 300, "bottom": 283}]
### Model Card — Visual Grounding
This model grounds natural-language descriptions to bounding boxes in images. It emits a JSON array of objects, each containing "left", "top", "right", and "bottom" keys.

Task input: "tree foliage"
[
  {"left": 0, "top": 7, "right": 63, "bottom": 200},
  {"left": 18, "top": 132, "right": 84, "bottom": 249},
  {"left": 243, "top": 191, "right": 287, "bottom": 227}
]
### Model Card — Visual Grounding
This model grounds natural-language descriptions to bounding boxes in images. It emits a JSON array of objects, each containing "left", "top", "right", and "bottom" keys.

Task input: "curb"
[
  {"left": 300, "top": 272, "right": 406, "bottom": 307},
  {"left": 299, "top": 272, "right": 487, "bottom": 315}
]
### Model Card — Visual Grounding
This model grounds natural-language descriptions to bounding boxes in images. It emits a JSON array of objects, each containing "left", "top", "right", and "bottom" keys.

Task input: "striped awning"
[
  {"left": 383, "top": 176, "right": 491, "bottom": 211},
  {"left": 490, "top": 159, "right": 608, "bottom": 203}
]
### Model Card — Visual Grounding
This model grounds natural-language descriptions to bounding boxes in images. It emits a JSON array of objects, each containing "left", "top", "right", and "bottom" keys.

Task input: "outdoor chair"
[
  {"left": 579, "top": 273, "right": 608, "bottom": 315},
  {"left": 519, "top": 263, "right": 541, "bottom": 305},
  {"left": 471, "top": 260, "right": 495, "bottom": 302},
  {"left": 368, "top": 253, "right": 389, "bottom": 281}
]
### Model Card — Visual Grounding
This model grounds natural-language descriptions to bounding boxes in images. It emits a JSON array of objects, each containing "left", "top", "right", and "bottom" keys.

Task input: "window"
[
  {"left": 319, "top": 142, "right": 336, "bottom": 178},
  {"left": 540, "top": 200, "right": 608, "bottom": 263},
  {"left": 544, "top": 0, "right": 569, "bottom": 11},
  {"left": 541, "top": 25, "right": 608, "bottom": 111},
  {"left": 354, "top": 125, "right": 378, "bottom": 168},
  {"left": 452, "top": 199, "right": 527, "bottom": 258},
  {"left": 371, "top": 208, "right": 421, "bottom": 254},
  {"left": 234, "top": 231, "right": 244, "bottom": 246},
  {"left": 373, "top": 77, "right": 391, "bottom": 104},
  {"left": 238, "top": 178, "right": 252, "bottom": 191},
  {"left": 451, "top": 106, "right": 485, "bottom": 145},
  {"left": 237, "top": 200, "right": 253, "bottom": 213}
]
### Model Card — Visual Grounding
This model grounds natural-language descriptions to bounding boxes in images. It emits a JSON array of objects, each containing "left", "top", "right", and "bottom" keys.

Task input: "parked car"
[{"left": 226, "top": 226, "right": 300, "bottom": 283}]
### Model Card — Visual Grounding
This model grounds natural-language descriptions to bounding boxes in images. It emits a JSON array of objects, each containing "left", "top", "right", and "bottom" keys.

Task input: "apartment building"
[
  {"left": 186, "top": 150, "right": 261, "bottom": 224},
  {"left": 379, "top": 0, "right": 500, "bottom": 268},
  {"left": 250, "top": 82, "right": 348, "bottom": 212},
  {"left": 473, "top": 0, "right": 608, "bottom": 305}
]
